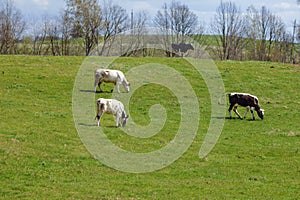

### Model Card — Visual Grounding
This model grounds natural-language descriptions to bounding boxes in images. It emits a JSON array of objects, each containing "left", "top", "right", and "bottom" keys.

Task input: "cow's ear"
[
  {"left": 101, "top": 71, "right": 109, "bottom": 76},
  {"left": 122, "top": 111, "right": 126, "bottom": 118},
  {"left": 100, "top": 71, "right": 105, "bottom": 76}
]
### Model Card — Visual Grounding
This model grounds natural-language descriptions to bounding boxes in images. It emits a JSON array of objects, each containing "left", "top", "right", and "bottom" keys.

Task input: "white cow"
[
  {"left": 94, "top": 69, "right": 130, "bottom": 93},
  {"left": 95, "top": 98, "right": 129, "bottom": 127}
]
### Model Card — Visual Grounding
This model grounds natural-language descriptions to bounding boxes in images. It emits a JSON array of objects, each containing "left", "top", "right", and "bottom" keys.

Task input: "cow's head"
[
  {"left": 257, "top": 109, "right": 264, "bottom": 119},
  {"left": 121, "top": 111, "right": 129, "bottom": 127},
  {"left": 123, "top": 82, "right": 130, "bottom": 93},
  {"left": 188, "top": 43, "right": 194, "bottom": 50}
]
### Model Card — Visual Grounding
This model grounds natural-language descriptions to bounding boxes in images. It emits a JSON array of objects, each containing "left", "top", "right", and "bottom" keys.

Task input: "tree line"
[{"left": 0, "top": 0, "right": 299, "bottom": 63}]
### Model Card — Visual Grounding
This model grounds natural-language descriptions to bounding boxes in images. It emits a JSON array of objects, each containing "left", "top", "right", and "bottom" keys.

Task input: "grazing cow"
[
  {"left": 171, "top": 43, "right": 194, "bottom": 55},
  {"left": 95, "top": 98, "right": 129, "bottom": 127},
  {"left": 94, "top": 69, "right": 130, "bottom": 93},
  {"left": 228, "top": 93, "right": 264, "bottom": 120}
]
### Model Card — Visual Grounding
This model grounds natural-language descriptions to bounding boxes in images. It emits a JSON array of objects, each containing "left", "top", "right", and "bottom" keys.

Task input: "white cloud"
[
  {"left": 33, "top": 0, "right": 48, "bottom": 6},
  {"left": 273, "top": 2, "right": 293, "bottom": 9},
  {"left": 32, "top": 0, "right": 49, "bottom": 11}
]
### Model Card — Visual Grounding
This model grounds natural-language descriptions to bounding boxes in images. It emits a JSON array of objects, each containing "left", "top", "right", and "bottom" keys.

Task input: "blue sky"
[{"left": 15, "top": 0, "right": 299, "bottom": 30}]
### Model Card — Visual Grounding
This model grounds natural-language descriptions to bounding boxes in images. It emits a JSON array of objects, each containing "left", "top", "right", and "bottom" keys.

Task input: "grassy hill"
[{"left": 1, "top": 55, "right": 299, "bottom": 199}]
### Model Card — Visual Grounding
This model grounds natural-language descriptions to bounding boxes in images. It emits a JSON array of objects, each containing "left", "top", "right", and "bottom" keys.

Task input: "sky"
[{"left": 14, "top": 0, "right": 300, "bottom": 31}]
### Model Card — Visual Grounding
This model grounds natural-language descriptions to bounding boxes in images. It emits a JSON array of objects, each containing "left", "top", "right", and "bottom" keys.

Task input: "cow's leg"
[
  {"left": 98, "top": 81, "right": 103, "bottom": 93},
  {"left": 228, "top": 104, "right": 234, "bottom": 119},
  {"left": 116, "top": 83, "right": 121, "bottom": 93},
  {"left": 94, "top": 77, "right": 99, "bottom": 92},
  {"left": 233, "top": 106, "right": 242, "bottom": 119},
  {"left": 111, "top": 83, "right": 116, "bottom": 93},
  {"left": 244, "top": 107, "right": 249, "bottom": 119},
  {"left": 113, "top": 82, "right": 121, "bottom": 93},
  {"left": 115, "top": 115, "right": 120, "bottom": 128},
  {"left": 250, "top": 107, "right": 255, "bottom": 120},
  {"left": 96, "top": 113, "right": 103, "bottom": 126},
  {"left": 111, "top": 84, "right": 120, "bottom": 93}
]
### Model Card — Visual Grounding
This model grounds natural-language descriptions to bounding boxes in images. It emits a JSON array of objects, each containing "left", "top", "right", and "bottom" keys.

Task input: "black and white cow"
[
  {"left": 228, "top": 93, "right": 264, "bottom": 120},
  {"left": 171, "top": 43, "right": 194, "bottom": 54},
  {"left": 95, "top": 98, "right": 129, "bottom": 127}
]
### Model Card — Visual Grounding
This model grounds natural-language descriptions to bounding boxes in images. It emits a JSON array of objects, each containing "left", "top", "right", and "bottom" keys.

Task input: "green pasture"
[{"left": 0, "top": 55, "right": 299, "bottom": 199}]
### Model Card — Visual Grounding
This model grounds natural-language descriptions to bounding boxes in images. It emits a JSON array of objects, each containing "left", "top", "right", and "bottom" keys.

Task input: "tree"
[
  {"left": 28, "top": 15, "right": 52, "bottom": 55},
  {"left": 0, "top": 0, "right": 25, "bottom": 54},
  {"left": 257, "top": 6, "right": 272, "bottom": 61},
  {"left": 99, "top": 0, "right": 128, "bottom": 56},
  {"left": 298, "top": 24, "right": 300, "bottom": 42},
  {"left": 47, "top": 19, "right": 61, "bottom": 56},
  {"left": 211, "top": 1, "right": 245, "bottom": 60},
  {"left": 244, "top": 5, "right": 294, "bottom": 62},
  {"left": 121, "top": 10, "right": 149, "bottom": 57},
  {"left": 245, "top": 5, "right": 261, "bottom": 60},
  {"left": 59, "top": 10, "right": 72, "bottom": 56},
  {"left": 169, "top": 1, "right": 198, "bottom": 42},
  {"left": 154, "top": 1, "right": 198, "bottom": 56},
  {"left": 267, "top": 14, "right": 286, "bottom": 61},
  {"left": 65, "top": 0, "right": 101, "bottom": 55}
]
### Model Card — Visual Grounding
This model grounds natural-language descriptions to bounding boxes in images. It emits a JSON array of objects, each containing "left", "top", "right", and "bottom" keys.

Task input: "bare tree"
[
  {"left": 244, "top": 5, "right": 295, "bottom": 62},
  {"left": 267, "top": 14, "right": 286, "bottom": 61},
  {"left": 121, "top": 10, "right": 149, "bottom": 56},
  {"left": 0, "top": 0, "right": 25, "bottom": 54},
  {"left": 47, "top": 19, "right": 61, "bottom": 56},
  {"left": 298, "top": 23, "right": 300, "bottom": 42},
  {"left": 99, "top": 0, "right": 128, "bottom": 55},
  {"left": 65, "top": 0, "right": 101, "bottom": 55},
  {"left": 245, "top": 5, "right": 261, "bottom": 60},
  {"left": 133, "top": 11, "right": 150, "bottom": 56},
  {"left": 59, "top": 10, "right": 72, "bottom": 56},
  {"left": 211, "top": 1, "right": 245, "bottom": 60},
  {"left": 28, "top": 15, "right": 50, "bottom": 55},
  {"left": 287, "top": 20, "right": 298, "bottom": 63},
  {"left": 169, "top": 1, "right": 198, "bottom": 42},
  {"left": 154, "top": 3, "right": 171, "bottom": 56},
  {"left": 258, "top": 6, "right": 272, "bottom": 61},
  {"left": 245, "top": 5, "right": 270, "bottom": 61},
  {"left": 154, "top": 1, "right": 198, "bottom": 57}
]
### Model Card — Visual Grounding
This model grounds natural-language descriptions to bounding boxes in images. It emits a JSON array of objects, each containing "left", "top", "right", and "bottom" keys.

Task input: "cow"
[
  {"left": 171, "top": 43, "right": 194, "bottom": 57},
  {"left": 95, "top": 98, "right": 129, "bottom": 127},
  {"left": 94, "top": 69, "right": 130, "bottom": 93},
  {"left": 227, "top": 93, "right": 264, "bottom": 120}
]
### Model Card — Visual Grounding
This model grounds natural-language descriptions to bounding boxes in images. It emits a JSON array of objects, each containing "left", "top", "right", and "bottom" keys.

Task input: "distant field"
[{"left": 1, "top": 55, "right": 299, "bottom": 199}]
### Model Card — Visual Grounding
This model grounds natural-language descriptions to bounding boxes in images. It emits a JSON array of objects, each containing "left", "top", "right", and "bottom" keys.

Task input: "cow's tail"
[{"left": 218, "top": 93, "right": 229, "bottom": 105}]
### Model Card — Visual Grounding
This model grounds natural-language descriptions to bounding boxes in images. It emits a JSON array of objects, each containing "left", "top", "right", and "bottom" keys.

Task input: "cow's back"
[
  {"left": 111, "top": 99, "right": 124, "bottom": 112},
  {"left": 101, "top": 99, "right": 123, "bottom": 115},
  {"left": 95, "top": 69, "right": 117, "bottom": 82},
  {"left": 228, "top": 93, "right": 258, "bottom": 107}
]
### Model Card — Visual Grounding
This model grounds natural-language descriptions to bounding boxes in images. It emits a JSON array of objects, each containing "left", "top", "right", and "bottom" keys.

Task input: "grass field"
[{"left": 1, "top": 55, "right": 300, "bottom": 199}]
